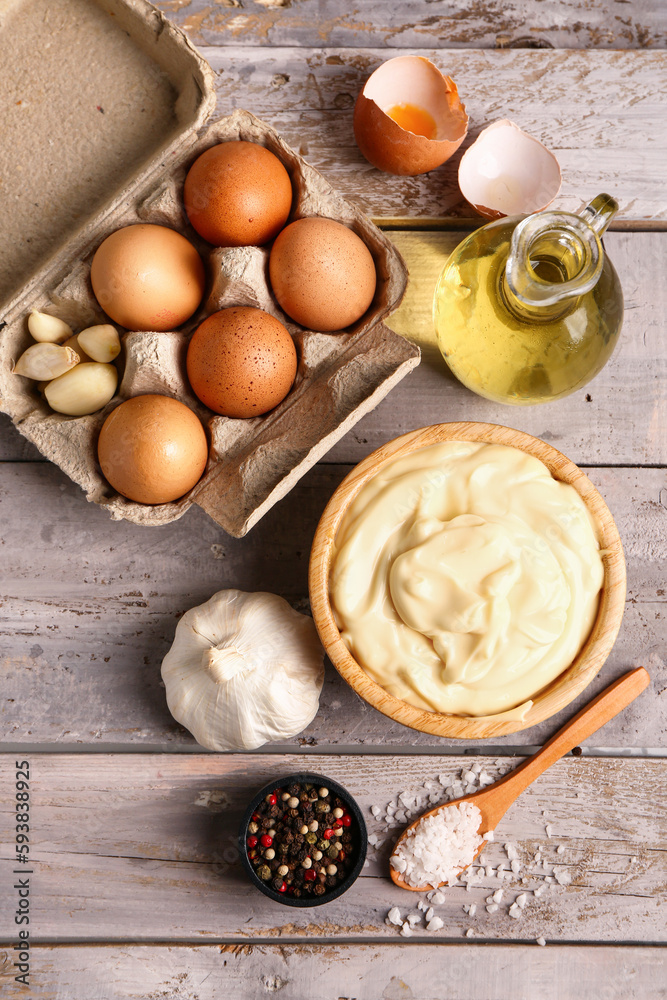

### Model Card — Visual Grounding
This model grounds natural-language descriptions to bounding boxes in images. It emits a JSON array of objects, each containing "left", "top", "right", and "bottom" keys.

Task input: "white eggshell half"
[{"left": 459, "top": 119, "right": 562, "bottom": 219}]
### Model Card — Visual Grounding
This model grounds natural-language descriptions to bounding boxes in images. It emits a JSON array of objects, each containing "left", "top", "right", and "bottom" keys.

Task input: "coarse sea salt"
[{"left": 390, "top": 801, "right": 483, "bottom": 889}]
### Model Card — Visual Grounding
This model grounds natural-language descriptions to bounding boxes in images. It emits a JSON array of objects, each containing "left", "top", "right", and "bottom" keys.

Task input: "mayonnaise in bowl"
[{"left": 329, "top": 441, "right": 604, "bottom": 720}]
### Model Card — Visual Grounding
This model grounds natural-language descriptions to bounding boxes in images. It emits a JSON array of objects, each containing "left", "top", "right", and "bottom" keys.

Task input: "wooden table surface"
[{"left": 1, "top": 2, "right": 666, "bottom": 997}]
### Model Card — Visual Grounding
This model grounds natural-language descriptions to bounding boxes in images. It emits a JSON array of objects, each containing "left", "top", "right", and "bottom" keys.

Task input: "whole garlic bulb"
[{"left": 161, "top": 590, "right": 325, "bottom": 751}]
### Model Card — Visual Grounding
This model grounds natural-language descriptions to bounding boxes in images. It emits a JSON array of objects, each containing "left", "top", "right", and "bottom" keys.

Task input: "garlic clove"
[
  {"left": 78, "top": 324, "right": 121, "bottom": 363},
  {"left": 14, "top": 343, "right": 80, "bottom": 380},
  {"left": 27, "top": 311, "right": 73, "bottom": 344},
  {"left": 63, "top": 334, "right": 94, "bottom": 364},
  {"left": 44, "top": 362, "right": 118, "bottom": 416}
]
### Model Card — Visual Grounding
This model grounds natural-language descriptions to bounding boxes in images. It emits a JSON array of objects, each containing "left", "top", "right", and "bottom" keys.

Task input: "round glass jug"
[{"left": 433, "top": 194, "right": 624, "bottom": 405}]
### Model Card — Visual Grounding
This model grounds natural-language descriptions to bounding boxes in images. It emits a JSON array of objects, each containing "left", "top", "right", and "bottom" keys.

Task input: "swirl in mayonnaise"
[{"left": 330, "top": 441, "right": 604, "bottom": 720}]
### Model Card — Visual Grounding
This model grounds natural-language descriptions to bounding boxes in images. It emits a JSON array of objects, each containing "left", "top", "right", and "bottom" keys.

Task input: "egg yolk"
[{"left": 386, "top": 103, "right": 437, "bottom": 140}]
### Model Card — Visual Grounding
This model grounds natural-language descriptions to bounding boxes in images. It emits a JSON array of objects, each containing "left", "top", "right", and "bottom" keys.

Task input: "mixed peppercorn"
[{"left": 245, "top": 781, "right": 358, "bottom": 898}]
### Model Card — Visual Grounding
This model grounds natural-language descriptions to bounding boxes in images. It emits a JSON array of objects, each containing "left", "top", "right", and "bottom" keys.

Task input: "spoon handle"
[{"left": 483, "top": 667, "right": 650, "bottom": 825}]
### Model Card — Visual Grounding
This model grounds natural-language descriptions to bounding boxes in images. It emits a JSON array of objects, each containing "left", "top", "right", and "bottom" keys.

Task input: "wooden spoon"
[{"left": 390, "top": 666, "right": 650, "bottom": 892}]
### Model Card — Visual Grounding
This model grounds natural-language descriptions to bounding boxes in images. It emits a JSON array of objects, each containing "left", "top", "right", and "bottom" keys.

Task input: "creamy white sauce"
[{"left": 330, "top": 441, "right": 604, "bottom": 719}]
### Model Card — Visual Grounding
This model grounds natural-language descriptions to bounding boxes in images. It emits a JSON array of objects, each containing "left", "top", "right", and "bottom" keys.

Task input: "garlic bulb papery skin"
[{"left": 161, "top": 590, "right": 325, "bottom": 751}]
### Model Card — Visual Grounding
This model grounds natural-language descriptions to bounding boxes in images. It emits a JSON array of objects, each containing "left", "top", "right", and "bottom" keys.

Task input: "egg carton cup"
[{"left": 0, "top": 109, "right": 417, "bottom": 536}]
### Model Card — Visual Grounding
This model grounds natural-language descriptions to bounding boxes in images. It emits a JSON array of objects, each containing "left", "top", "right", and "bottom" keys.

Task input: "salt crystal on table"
[
  {"left": 536, "top": 936, "right": 547, "bottom": 947},
  {"left": 511, "top": 860, "right": 521, "bottom": 874},
  {"left": 556, "top": 845, "right": 565, "bottom": 855},
  {"left": 386, "top": 907, "right": 402, "bottom": 926},
  {"left": 534, "top": 885, "right": 547, "bottom": 898},
  {"left": 469, "top": 903, "right": 477, "bottom": 916},
  {"left": 406, "top": 912, "right": 422, "bottom": 926},
  {"left": 545, "top": 876, "right": 554, "bottom": 884},
  {"left": 486, "top": 903, "right": 499, "bottom": 914},
  {"left": 485, "top": 866, "right": 494, "bottom": 878},
  {"left": 395, "top": 810, "right": 407, "bottom": 824},
  {"left": 368, "top": 834, "right": 378, "bottom": 846},
  {"left": 400, "top": 922, "right": 413, "bottom": 937},
  {"left": 492, "top": 889, "right": 504, "bottom": 903},
  {"left": 554, "top": 869, "right": 571, "bottom": 886},
  {"left": 425, "top": 907, "right": 434, "bottom": 921},
  {"left": 371, "top": 805, "right": 381, "bottom": 818},
  {"left": 427, "top": 916, "right": 444, "bottom": 931},
  {"left": 516, "top": 893, "right": 527, "bottom": 908},
  {"left": 466, "top": 927, "right": 475, "bottom": 937},
  {"left": 545, "top": 824, "right": 553, "bottom": 838},
  {"left": 508, "top": 903, "right": 522, "bottom": 919},
  {"left": 505, "top": 843, "right": 519, "bottom": 861},
  {"left": 430, "top": 890, "right": 446, "bottom": 904},
  {"left": 417, "top": 900, "right": 426, "bottom": 912}
]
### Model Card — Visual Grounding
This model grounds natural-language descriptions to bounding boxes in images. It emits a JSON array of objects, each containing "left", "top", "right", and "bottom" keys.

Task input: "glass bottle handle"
[{"left": 578, "top": 193, "right": 619, "bottom": 236}]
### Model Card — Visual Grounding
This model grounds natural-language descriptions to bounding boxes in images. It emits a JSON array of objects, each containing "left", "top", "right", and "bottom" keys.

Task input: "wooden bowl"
[{"left": 308, "top": 422, "right": 627, "bottom": 739}]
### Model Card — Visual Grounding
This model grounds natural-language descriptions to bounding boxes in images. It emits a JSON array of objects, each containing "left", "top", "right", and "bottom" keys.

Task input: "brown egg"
[
  {"left": 90, "top": 224, "right": 205, "bottom": 331},
  {"left": 184, "top": 141, "right": 293, "bottom": 247},
  {"left": 186, "top": 307, "right": 297, "bottom": 418},
  {"left": 269, "top": 217, "right": 377, "bottom": 332},
  {"left": 98, "top": 394, "right": 208, "bottom": 504}
]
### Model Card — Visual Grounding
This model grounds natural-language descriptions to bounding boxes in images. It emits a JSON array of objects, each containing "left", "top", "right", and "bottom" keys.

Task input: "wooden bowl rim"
[{"left": 308, "top": 421, "right": 627, "bottom": 740}]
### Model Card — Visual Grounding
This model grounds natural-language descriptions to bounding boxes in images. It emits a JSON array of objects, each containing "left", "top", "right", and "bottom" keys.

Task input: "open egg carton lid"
[{"left": 0, "top": 0, "right": 418, "bottom": 537}]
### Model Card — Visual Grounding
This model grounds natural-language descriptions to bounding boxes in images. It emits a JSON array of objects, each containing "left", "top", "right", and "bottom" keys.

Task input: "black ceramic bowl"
[{"left": 239, "top": 772, "right": 368, "bottom": 907}]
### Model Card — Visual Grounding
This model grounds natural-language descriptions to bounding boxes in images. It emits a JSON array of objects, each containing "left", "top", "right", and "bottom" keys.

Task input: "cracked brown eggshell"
[
  {"left": 354, "top": 56, "right": 468, "bottom": 176},
  {"left": 458, "top": 120, "right": 562, "bottom": 220}
]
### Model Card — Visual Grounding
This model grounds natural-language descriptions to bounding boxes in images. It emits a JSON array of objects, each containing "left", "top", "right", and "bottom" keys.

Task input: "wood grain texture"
[
  {"left": 1, "top": 462, "right": 664, "bottom": 749},
  {"left": 309, "top": 422, "right": 627, "bottom": 740},
  {"left": 0, "top": 942, "right": 665, "bottom": 1000},
  {"left": 1, "top": 230, "right": 665, "bottom": 467},
  {"left": 0, "top": 754, "right": 665, "bottom": 943},
  {"left": 198, "top": 48, "right": 667, "bottom": 224},
  {"left": 155, "top": 0, "right": 667, "bottom": 52}
]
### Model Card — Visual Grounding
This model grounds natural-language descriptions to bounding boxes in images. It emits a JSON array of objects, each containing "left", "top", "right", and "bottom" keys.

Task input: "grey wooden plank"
[
  {"left": 0, "top": 462, "right": 664, "bottom": 749},
  {"left": 2, "top": 230, "right": 665, "bottom": 466},
  {"left": 0, "top": 942, "right": 665, "bottom": 1000},
  {"left": 156, "top": 0, "right": 667, "bottom": 51},
  {"left": 0, "top": 754, "right": 664, "bottom": 943},
  {"left": 198, "top": 48, "right": 667, "bottom": 224}
]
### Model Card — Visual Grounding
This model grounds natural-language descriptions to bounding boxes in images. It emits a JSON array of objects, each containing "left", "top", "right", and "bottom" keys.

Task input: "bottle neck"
[{"left": 499, "top": 255, "right": 578, "bottom": 324}]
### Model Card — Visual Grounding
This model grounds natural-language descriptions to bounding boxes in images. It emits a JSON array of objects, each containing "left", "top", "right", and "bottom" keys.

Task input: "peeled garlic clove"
[
  {"left": 27, "top": 311, "right": 73, "bottom": 344},
  {"left": 458, "top": 119, "right": 562, "bottom": 219},
  {"left": 63, "top": 334, "right": 94, "bottom": 364},
  {"left": 44, "top": 362, "right": 118, "bottom": 416},
  {"left": 14, "top": 343, "right": 80, "bottom": 380},
  {"left": 78, "top": 324, "right": 121, "bottom": 363}
]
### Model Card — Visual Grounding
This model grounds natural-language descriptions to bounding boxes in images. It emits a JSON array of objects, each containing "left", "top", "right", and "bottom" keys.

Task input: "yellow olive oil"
[{"left": 433, "top": 217, "right": 623, "bottom": 405}]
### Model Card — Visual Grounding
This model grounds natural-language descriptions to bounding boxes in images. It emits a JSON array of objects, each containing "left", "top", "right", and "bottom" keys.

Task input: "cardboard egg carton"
[{"left": 0, "top": 0, "right": 418, "bottom": 536}]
